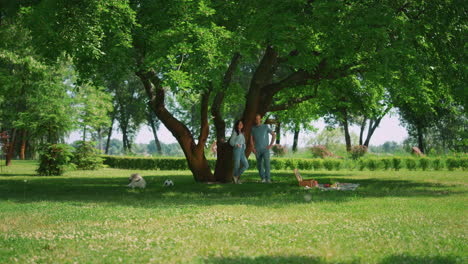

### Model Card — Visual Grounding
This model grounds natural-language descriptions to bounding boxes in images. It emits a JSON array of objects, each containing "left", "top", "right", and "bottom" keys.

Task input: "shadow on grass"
[
  {"left": 0, "top": 169, "right": 464, "bottom": 208},
  {"left": 379, "top": 254, "right": 458, "bottom": 264},
  {"left": 0, "top": 173, "right": 37, "bottom": 177},
  {"left": 203, "top": 254, "right": 458, "bottom": 264},
  {"left": 203, "top": 255, "right": 357, "bottom": 264}
]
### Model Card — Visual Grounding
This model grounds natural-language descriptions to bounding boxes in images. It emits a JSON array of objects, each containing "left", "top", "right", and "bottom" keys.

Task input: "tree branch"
[
  {"left": 268, "top": 86, "right": 318, "bottom": 112},
  {"left": 136, "top": 69, "right": 195, "bottom": 153},
  {"left": 211, "top": 52, "right": 241, "bottom": 142},
  {"left": 197, "top": 89, "right": 211, "bottom": 154}
]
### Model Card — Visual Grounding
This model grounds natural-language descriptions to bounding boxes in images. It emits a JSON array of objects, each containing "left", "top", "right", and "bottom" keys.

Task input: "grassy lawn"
[{"left": 0, "top": 161, "right": 466, "bottom": 263}]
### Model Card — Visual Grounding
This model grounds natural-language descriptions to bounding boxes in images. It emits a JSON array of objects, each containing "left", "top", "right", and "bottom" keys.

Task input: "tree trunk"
[
  {"left": 292, "top": 126, "right": 300, "bottom": 152},
  {"left": 363, "top": 117, "right": 384, "bottom": 147},
  {"left": 275, "top": 121, "right": 281, "bottom": 144},
  {"left": 6, "top": 128, "right": 17, "bottom": 166},
  {"left": 213, "top": 142, "right": 234, "bottom": 182},
  {"left": 20, "top": 130, "right": 27, "bottom": 160},
  {"left": 148, "top": 111, "right": 162, "bottom": 155},
  {"left": 210, "top": 53, "right": 242, "bottom": 182},
  {"left": 122, "top": 127, "right": 130, "bottom": 154},
  {"left": 137, "top": 69, "right": 215, "bottom": 182},
  {"left": 342, "top": 109, "right": 352, "bottom": 152},
  {"left": 105, "top": 114, "right": 114, "bottom": 154},
  {"left": 417, "top": 126, "right": 425, "bottom": 154},
  {"left": 82, "top": 126, "right": 86, "bottom": 142},
  {"left": 359, "top": 117, "right": 367, "bottom": 146},
  {"left": 364, "top": 107, "right": 390, "bottom": 147}
]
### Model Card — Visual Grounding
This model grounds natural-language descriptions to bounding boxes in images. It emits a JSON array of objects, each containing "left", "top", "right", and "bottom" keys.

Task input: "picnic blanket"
[{"left": 306, "top": 182, "right": 359, "bottom": 191}]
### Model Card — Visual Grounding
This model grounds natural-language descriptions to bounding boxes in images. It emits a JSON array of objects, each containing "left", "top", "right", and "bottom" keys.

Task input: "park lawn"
[{"left": 0, "top": 161, "right": 466, "bottom": 263}]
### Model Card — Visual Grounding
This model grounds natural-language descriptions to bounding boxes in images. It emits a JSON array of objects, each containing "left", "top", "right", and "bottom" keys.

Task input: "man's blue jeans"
[
  {"left": 233, "top": 145, "right": 249, "bottom": 177},
  {"left": 255, "top": 148, "right": 270, "bottom": 180}
]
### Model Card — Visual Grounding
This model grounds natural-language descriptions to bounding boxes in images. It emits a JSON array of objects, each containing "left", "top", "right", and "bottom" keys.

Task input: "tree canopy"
[{"left": 1, "top": 0, "right": 465, "bottom": 178}]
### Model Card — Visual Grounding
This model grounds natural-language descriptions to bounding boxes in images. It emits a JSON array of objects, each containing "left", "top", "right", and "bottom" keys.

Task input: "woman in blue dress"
[{"left": 229, "top": 120, "right": 249, "bottom": 184}]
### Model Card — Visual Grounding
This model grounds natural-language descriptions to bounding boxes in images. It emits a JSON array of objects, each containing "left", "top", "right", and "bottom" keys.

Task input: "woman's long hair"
[{"left": 234, "top": 120, "right": 243, "bottom": 136}]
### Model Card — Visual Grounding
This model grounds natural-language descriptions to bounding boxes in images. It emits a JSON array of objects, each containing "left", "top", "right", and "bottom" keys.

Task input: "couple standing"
[{"left": 229, "top": 114, "right": 276, "bottom": 184}]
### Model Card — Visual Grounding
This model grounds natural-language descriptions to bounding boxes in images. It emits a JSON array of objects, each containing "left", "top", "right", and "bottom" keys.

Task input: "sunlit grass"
[{"left": 0, "top": 160, "right": 466, "bottom": 263}]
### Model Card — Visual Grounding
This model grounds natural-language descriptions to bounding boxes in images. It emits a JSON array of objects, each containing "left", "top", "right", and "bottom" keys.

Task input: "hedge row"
[{"left": 101, "top": 155, "right": 468, "bottom": 171}]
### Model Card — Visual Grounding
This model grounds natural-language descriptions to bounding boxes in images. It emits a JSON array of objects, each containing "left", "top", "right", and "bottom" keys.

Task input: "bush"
[
  {"left": 432, "top": 158, "right": 443, "bottom": 170},
  {"left": 285, "top": 159, "right": 297, "bottom": 170},
  {"left": 381, "top": 158, "right": 392, "bottom": 170},
  {"left": 72, "top": 141, "right": 103, "bottom": 170},
  {"left": 297, "top": 159, "right": 312, "bottom": 170},
  {"left": 446, "top": 158, "right": 459, "bottom": 171},
  {"left": 460, "top": 157, "right": 468, "bottom": 170},
  {"left": 323, "top": 159, "right": 335, "bottom": 171},
  {"left": 333, "top": 159, "right": 342, "bottom": 170},
  {"left": 356, "top": 159, "right": 365, "bottom": 171},
  {"left": 419, "top": 158, "right": 431, "bottom": 171},
  {"left": 312, "top": 159, "right": 323, "bottom": 170},
  {"left": 271, "top": 144, "right": 287, "bottom": 157},
  {"left": 37, "top": 144, "right": 74, "bottom": 176},
  {"left": 366, "top": 158, "right": 380, "bottom": 171},
  {"left": 310, "top": 145, "right": 333, "bottom": 158},
  {"left": 392, "top": 157, "right": 402, "bottom": 171},
  {"left": 350, "top": 145, "right": 368, "bottom": 160},
  {"left": 271, "top": 159, "right": 285, "bottom": 170},
  {"left": 405, "top": 158, "right": 417, "bottom": 170}
]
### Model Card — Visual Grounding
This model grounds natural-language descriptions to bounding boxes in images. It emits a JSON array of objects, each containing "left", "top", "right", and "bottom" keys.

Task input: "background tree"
[
  {"left": 74, "top": 84, "right": 113, "bottom": 148},
  {"left": 0, "top": 11, "right": 76, "bottom": 164}
]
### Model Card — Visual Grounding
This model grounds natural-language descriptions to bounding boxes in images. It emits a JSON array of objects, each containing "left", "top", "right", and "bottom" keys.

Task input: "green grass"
[{"left": 0, "top": 161, "right": 466, "bottom": 263}]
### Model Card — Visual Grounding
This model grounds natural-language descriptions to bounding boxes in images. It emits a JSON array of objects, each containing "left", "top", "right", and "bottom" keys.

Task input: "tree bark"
[
  {"left": 20, "top": 130, "right": 27, "bottom": 160},
  {"left": 275, "top": 121, "right": 281, "bottom": 144},
  {"left": 82, "top": 126, "right": 86, "bottom": 142},
  {"left": 105, "top": 114, "right": 114, "bottom": 154},
  {"left": 6, "top": 128, "right": 17, "bottom": 166},
  {"left": 137, "top": 69, "right": 215, "bottom": 182},
  {"left": 122, "top": 125, "right": 131, "bottom": 154},
  {"left": 211, "top": 53, "right": 241, "bottom": 182},
  {"left": 342, "top": 109, "right": 352, "bottom": 152},
  {"left": 363, "top": 107, "right": 390, "bottom": 147},
  {"left": 359, "top": 117, "right": 367, "bottom": 146},
  {"left": 148, "top": 113, "right": 162, "bottom": 155},
  {"left": 363, "top": 120, "right": 377, "bottom": 147},
  {"left": 292, "top": 126, "right": 300, "bottom": 152},
  {"left": 417, "top": 126, "right": 425, "bottom": 153}
]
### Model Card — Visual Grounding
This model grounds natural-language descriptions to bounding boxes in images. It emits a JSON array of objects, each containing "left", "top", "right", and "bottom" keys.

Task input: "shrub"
[
  {"left": 312, "top": 159, "right": 323, "bottom": 170},
  {"left": 350, "top": 145, "right": 368, "bottom": 160},
  {"left": 432, "top": 158, "right": 443, "bottom": 170},
  {"left": 297, "top": 159, "right": 312, "bottom": 170},
  {"left": 271, "top": 144, "right": 288, "bottom": 157},
  {"left": 358, "top": 159, "right": 366, "bottom": 171},
  {"left": 72, "top": 141, "right": 103, "bottom": 170},
  {"left": 310, "top": 145, "right": 333, "bottom": 158},
  {"left": 381, "top": 158, "right": 392, "bottom": 170},
  {"left": 366, "top": 158, "right": 380, "bottom": 171},
  {"left": 405, "top": 158, "right": 417, "bottom": 170},
  {"left": 419, "top": 158, "right": 431, "bottom": 171},
  {"left": 323, "top": 159, "right": 335, "bottom": 171},
  {"left": 392, "top": 157, "right": 402, "bottom": 171},
  {"left": 446, "top": 158, "right": 459, "bottom": 171},
  {"left": 460, "top": 157, "right": 468, "bottom": 170},
  {"left": 333, "top": 159, "right": 342, "bottom": 170},
  {"left": 37, "top": 144, "right": 74, "bottom": 176},
  {"left": 271, "top": 159, "right": 285, "bottom": 170},
  {"left": 285, "top": 159, "right": 297, "bottom": 170}
]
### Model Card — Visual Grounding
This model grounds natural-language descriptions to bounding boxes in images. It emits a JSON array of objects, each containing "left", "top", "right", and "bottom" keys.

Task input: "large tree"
[
  {"left": 0, "top": 8, "right": 76, "bottom": 164},
  {"left": 24, "top": 0, "right": 465, "bottom": 181}
]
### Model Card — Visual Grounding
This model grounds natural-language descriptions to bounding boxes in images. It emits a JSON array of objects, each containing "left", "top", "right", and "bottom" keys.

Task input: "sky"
[{"left": 67, "top": 114, "right": 408, "bottom": 148}]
